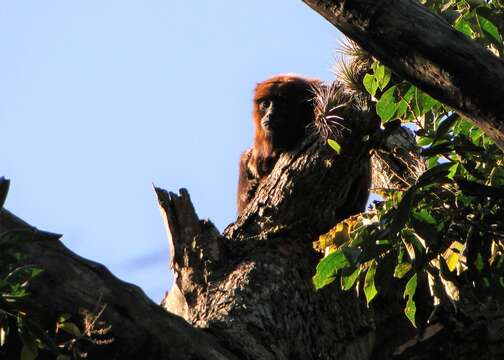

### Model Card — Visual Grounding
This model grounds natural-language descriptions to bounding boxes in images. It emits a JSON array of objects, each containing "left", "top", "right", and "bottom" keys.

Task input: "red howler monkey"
[
  {"left": 237, "top": 74, "right": 372, "bottom": 216},
  {"left": 237, "top": 75, "right": 317, "bottom": 213}
]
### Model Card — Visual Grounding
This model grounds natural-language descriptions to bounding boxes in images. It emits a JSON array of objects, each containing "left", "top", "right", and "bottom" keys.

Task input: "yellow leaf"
[{"left": 443, "top": 241, "right": 464, "bottom": 272}]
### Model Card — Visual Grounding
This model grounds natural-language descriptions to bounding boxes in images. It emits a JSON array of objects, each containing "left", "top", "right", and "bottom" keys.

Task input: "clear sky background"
[{"left": 0, "top": 1, "right": 344, "bottom": 302}]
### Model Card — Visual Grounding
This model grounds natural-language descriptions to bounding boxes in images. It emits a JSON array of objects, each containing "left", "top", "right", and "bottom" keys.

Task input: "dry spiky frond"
[
  {"left": 337, "top": 38, "right": 367, "bottom": 59},
  {"left": 334, "top": 58, "right": 365, "bottom": 94},
  {"left": 310, "top": 82, "right": 350, "bottom": 140},
  {"left": 333, "top": 38, "right": 373, "bottom": 95}
]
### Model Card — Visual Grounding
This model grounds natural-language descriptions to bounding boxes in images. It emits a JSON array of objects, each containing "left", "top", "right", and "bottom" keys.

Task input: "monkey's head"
[{"left": 253, "top": 75, "right": 317, "bottom": 153}]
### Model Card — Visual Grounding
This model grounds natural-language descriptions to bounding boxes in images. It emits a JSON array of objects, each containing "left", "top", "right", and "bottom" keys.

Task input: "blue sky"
[{"left": 1, "top": 1, "right": 343, "bottom": 301}]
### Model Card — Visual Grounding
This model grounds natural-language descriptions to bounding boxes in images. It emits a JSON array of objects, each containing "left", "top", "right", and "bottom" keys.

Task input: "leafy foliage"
[{"left": 314, "top": 0, "right": 504, "bottom": 327}]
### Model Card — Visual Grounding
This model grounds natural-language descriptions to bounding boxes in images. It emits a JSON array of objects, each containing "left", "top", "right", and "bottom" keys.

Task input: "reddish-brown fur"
[{"left": 237, "top": 75, "right": 317, "bottom": 214}]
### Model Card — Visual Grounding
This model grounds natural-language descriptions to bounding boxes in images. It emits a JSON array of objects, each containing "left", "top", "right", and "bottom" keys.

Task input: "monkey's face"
[
  {"left": 257, "top": 96, "right": 290, "bottom": 133},
  {"left": 254, "top": 77, "right": 315, "bottom": 150}
]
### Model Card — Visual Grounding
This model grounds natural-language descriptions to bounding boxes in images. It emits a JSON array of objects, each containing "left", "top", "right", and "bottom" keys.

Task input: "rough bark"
[
  {"left": 157, "top": 100, "right": 426, "bottom": 360},
  {"left": 302, "top": 0, "right": 504, "bottom": 150},
  {"left": 0, "top": 209, "right": 240, "bottom": 360}
]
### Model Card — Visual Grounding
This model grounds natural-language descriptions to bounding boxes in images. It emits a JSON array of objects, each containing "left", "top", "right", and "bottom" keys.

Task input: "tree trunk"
[
  {"left": 302, "top": 0, "right": 504, "bottom": 150},
  {"left": 157, "top": 93, "right": 424, "bottom": 359}
]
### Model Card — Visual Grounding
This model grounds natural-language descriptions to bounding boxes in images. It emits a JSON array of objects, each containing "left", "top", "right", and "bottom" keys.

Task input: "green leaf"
[
  {"left": 341, "top": 267, "right": 360, "bottom": 291},
  {"left": 396, "top": 99, "right": 409, "bottom": 119},
  {"left": 313, "top": 250, "right": 350, "bottom": 290},
  {"left": 414, "top": 90, "right": 439, "bottom": 116},
  {"left": 416, "top": 136, "right": 433, "bottom": 147},
  {"left": 377, "top": 86, "right": 398, "bottom": 122},
  {"left": 455, "top": 18, "right": 475, "bottom": 37},
  {"left": 57, "top": 356, "right": 72, "bottom": 360},
  {"left": 0, "top": 177, "right": 10, "bottom": 210},
  {"left": 403, "top": 274, "right": 418, "bottom": 327},
  {"left": 375, "top": 64, "right": 385, "bottom": 82},
  {"left": 364, "top": 261, "right": 378, "bottom": 304},
  {"left": 327, "top": 139, "right": 341, "bottom": 154},
  {"left": 478, "top": 15, "right": 503, "bottom": 44},
  {"left": 363, "top": 74, "right": 377, "bottom": 97},
  {"left": 453, "top": 118, "right": 473, "bottom": 136},
  {"left": 380, "top": 67, "right": 392, "bottom": 90},
  {"left": 58, "top": 313, "right": 72, "bottom": 323},
  {"left": 412, "top": 209, "right": 436, "bottom": 225},
  {"left": 448, "top": 163, "right": 459, "bottom": 180},
  {"left": 394, "top": 262, "right": 412, "bottom": 279},
  {"left": 30, "top": 267, "right": 44, "bottom": 279}
]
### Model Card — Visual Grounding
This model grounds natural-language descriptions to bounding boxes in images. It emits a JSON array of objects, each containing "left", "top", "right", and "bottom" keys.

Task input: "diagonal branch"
[{"left": 302, "top": 0, "right": 504, "bottom": 150}]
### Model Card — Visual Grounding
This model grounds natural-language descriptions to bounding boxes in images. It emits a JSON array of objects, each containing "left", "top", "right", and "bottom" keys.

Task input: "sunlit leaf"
[
  {"left": 341, "top": 267, "right": 360, "bottom": 291},
  {"left": 375, "top": 64, "right": 385, "bottom": 82},
  {"left": 478, "top": 15, "right": 503, "bottom": 44},
  {"left": 396, "top": 99, "right": 409, "bottom": 119},
  {"left": 404, "top": 274, "right": 417, "bottom": 327},
  {"left": 377, "top": 86, "right": 398, "bottom": 122},
  {"left": 394, "top": 262, "right": 412, "bottom": 279},
  {"left": 313, "top": 250, "right": 350, "bottom": 290},
  {"left": 455, "top": 18, "right": 475, "bottom": 37},
  {"left": 448, "top": 163, "right": 459, "bottom": 180},
  {"left": 364, "top": 261, "right": 378, "bottom": 304},
  {"left": 363, "top": 74, "right": 377, "bottom": 97},
  {"left": 381, "top": 67, "right": 392, "bottom": 90},
  {"left": 417, "top": 136, "right": 433, "bottom": 147},
  {"left": 412, "top": 209, "right": 436, "bottom": 225},
  {"left": 327, "top": 139, "right": 341, "bottom": 155},
  {"left": 318, "top": 221, "right": 349, "bottom": 249},
  {"left": 414, "top": 90, "right": 440, "bottom": 116}
]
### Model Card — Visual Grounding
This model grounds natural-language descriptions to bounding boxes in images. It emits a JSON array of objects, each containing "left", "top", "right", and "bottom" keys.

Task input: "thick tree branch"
[
  {"left": 302, "top": 0, "right": 504, "bottom": 150},
  {"left": 0, "top": 208, "right": 239, "bottom": 360}
]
